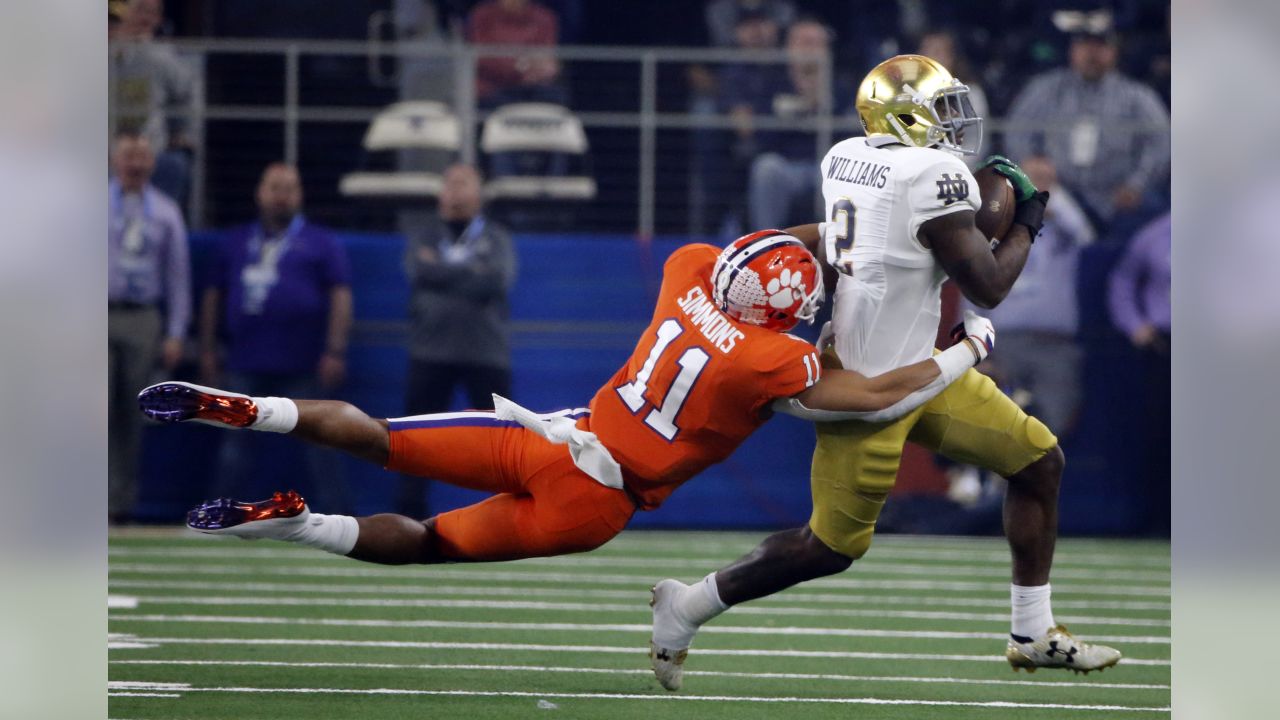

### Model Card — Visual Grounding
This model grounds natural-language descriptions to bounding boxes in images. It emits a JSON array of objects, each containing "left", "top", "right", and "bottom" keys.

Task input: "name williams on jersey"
[{"left": 826, "top": 156, "right": 892, "bottom": 188}]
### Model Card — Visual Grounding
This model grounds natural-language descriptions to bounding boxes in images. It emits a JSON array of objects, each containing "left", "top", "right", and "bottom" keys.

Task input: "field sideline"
[{"left": 108, "top": 529, "right": 1171, "bottom": 719}]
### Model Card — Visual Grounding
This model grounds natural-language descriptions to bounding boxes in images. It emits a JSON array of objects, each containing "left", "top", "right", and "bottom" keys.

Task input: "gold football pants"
[{"left": 808, "top": 366, "right": 1058, "bottom": 559}]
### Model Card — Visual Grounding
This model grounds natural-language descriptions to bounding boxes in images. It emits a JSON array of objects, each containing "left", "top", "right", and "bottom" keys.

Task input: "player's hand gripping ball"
[{"left": 973, "top": 164, "right": 1016, "bottom": 242}]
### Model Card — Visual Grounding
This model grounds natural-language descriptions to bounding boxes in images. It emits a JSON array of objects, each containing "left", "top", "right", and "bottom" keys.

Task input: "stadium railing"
[{"left": 107, "top": 38, "right": 1163, "bottom": 237}]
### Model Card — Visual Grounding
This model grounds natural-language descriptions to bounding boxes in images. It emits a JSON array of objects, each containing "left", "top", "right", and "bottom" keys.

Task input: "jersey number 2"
[
  {"left": 830, "top": 196, "right": 857, "bottom": 276},
  {"left": 616, "top": 319, "right": 710, "bottom": 441}
]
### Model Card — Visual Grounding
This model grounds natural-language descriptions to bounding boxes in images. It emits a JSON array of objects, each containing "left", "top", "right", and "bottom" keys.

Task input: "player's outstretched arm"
[{"left": 774, "top": 311, "right": 994, "bottom": 423}]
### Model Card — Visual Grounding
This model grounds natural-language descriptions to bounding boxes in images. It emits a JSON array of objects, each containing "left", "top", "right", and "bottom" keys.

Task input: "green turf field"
[{"left": 108, "top": 529, "right": 1170, "bottom": 719}]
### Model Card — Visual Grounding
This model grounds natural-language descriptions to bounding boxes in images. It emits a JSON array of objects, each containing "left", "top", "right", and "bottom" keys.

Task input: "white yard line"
[
  {"left": 98, "top": 684, "right": 1171, "bottom": 712},
  {"left": 109, "top": 636, "right": 1173, "bottom": 666},
  {"left": 109, "top": 682, "right": 191, "bottom": 690},
  {"left": 115, "top": 594, "right": 1171, "bottom": 628},
  {"left": 108, "top": 563, "right": 1172, "bottom": 597},
  {"left": 110, "top": 658, "right": 1172, "bottom": 690},
  {"left": 110, "top": 529, "right": 1169, "bottom": 566},
  {"left": 106, "top": 578, "right": 1171, "bottom": 612},
  {"left": 106, "top": 547, "right": 1170, "bottom": 580},
  {"left": 107, "top": 633, "right": 159, "bottom": 650},
  {"left": 107, "top": 613, "right": 1172, "bottom": 645}
]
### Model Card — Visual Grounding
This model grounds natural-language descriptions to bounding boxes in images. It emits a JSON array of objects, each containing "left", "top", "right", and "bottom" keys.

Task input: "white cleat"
[
  {"left": 650, "top": 579, "right": 698, "bottom": 691},
  {"left": 1007, "top": 624, "right": 1123, "bottom": 674}
]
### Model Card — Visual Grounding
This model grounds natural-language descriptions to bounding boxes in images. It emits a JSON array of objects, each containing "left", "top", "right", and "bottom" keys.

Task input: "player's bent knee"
[
  {"left": 800, "top": 528, "right": 856, "bottom": 573},
  {"left": 1044, "top": 444, "right": 1065, "bottom": 475},
  {"left": 1023, "top": 443, "right": 1064, "bottom": 480},
  {"left": 834, "top": 531, "right": 875, "bottom": 562},
  {"left": 414, "top": 517, "right": 447, "bottom": 564},
  {"left": 810, "top": 521, "right": 876, "bottom": 563},
  {"left": 1008, "top": 444, "right": 1064, "bottom": 498}
]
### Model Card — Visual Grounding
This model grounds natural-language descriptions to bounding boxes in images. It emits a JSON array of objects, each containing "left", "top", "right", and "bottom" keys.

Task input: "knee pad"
[
  {"left": 810, "top": 519, "right": 875, "bottom": 561},
  {"left": 1023, "top": 416, "right": 1058, "bottom": 455},
  {"left": 809, "top": 428, "right": 907, "bottom": 563}
]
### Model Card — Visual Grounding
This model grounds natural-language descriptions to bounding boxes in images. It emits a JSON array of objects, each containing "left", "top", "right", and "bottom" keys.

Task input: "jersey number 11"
[{"left": 616, "top": 319, "right": 710, "bottom": 441}]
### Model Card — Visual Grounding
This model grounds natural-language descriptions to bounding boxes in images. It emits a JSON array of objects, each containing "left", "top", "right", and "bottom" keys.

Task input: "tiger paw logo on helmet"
[
  {"left": 711, "top": 230, "right": 824, "bottom": 333},
  {"left": 766, "top": 268, "right": 807, "bottom": 309}
]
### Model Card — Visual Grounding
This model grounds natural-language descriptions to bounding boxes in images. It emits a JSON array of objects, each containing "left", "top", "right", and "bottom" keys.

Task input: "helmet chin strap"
[{"left": 885, "top": 113, "right": 915, "bottom": 147}]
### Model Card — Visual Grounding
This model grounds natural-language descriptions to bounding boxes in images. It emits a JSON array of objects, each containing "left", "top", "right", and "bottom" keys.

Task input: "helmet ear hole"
[{"left": 897, "top": 113, "right": 917, "bottom": 127}]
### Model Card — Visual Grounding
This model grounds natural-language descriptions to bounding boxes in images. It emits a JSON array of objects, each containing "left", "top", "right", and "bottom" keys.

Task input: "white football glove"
[
  {"left": 949, "top": 310, "right": 996, "bottom": 363},
  {"left": 816, "top": 320, "right": 835, "bottom": 352}
]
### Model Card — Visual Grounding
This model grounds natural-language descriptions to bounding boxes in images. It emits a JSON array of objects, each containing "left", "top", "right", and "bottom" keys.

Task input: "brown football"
[{"left": 973, "top": 165, "right": 1015, "bottom": 242}]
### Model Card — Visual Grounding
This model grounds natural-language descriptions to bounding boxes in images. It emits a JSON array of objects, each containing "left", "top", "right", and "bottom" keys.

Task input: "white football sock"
[
  {"left": 250, "top": 396, "right": 299, "bottom": 433},
  {"left": 676, "top": 572, "right": 730, "bottom": 627},
  {"left": 1010, "top": 583, "right": 1056, "bottom": 641},
  {"left": 283, "top": 513, "right": 359, "bottom": 555}
]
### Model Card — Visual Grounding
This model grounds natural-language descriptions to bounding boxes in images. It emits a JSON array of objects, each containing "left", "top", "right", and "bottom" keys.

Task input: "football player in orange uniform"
[{"left": 139, "top": 230, "right": 996, "bottom": 564}]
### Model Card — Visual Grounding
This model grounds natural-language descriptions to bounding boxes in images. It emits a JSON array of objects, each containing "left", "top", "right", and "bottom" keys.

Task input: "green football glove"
[
  {"left": 979, "top": 155, "right": 1039, "bottom": 202},
  {"left": 979, "top": 155, "right": 1050, "bottom": 239}
]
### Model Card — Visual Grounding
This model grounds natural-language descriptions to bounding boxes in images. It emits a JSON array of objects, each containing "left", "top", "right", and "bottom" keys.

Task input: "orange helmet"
[{"left": 711, "top": 230, "right": 824, "bottom": 332}]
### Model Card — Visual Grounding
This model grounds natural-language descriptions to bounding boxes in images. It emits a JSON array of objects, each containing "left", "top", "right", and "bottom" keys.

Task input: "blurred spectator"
[
  {"left": 108, "top": 131, "right": 190, "bottom": 524},
  {"left": 467, "top": 0, "right": 565, "bottom": 109},
  {"left": 967, "top": 156, "right": 1095, "bottom": 436},
  {"left": 1107, "top": 211, "right": 1170, "bottom": 536},
  {"left": 704, "top": 0, "right": 795, "bottom": 47},
  {"left": 729, "top": 17, "right": 840, "bottom": 231},
  {"left": 108, "top": 0, "right": 197, "bottom": 207},
  {"left": 108, "top": 0, "right": 126, "bottom": 40},
  {"left": 917, "top": 29, "right": 989, "bottom": 164},
  {"left": 397, "top": 164, "right": 517, "bottom": 518},
  {"left": 199, "top": 163, "right": 354, "bottom": 514},
  {"left": 690, "top": 8, "right": 782, "bottom": 235},
  {"left": 838, "top": 0, "right": 923, "bottom": 78},
  {"left": 1004, "top": 17, "right": 1169, "bottom": 227}
]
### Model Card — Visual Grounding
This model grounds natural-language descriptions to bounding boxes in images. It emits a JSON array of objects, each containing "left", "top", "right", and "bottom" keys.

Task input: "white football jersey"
[{"left": 820, "top": 136, "right": 979, "bottom": 376}]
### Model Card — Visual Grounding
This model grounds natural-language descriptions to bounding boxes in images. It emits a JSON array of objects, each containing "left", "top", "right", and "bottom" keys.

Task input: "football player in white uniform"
[{"left": 651, "top": 55, "right": 1121, "bottom": 689}]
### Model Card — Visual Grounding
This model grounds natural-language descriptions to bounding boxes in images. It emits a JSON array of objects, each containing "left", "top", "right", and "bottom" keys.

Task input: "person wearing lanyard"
[
  {"left": 397, "top": 163, "right": 517, "bottom": 518},
  {"left": 198, "top": 163, "right": 354, "bottom": 515},
  {"left": 108, "top": 130, "right": 191, "bottom": 525}
]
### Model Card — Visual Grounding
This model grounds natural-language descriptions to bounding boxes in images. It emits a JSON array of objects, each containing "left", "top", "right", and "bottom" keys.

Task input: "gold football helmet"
[{"left": 855, "top": 54, "right": 983, "bottom": 155}]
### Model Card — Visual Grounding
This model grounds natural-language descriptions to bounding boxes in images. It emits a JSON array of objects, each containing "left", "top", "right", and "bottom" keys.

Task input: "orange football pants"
[{"left": 385, "top": 410, "right": 636, "bottom": 561}]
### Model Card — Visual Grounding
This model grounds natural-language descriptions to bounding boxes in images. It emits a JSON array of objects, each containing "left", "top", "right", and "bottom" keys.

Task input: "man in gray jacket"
[{"left": 398, "top": 163, "right": 517, "bottom": 517}]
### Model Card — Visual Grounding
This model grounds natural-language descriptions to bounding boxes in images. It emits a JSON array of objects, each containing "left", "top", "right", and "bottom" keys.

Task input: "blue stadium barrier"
[{"left": 137, "top": 229, "right": 1151, "bottom": 535}]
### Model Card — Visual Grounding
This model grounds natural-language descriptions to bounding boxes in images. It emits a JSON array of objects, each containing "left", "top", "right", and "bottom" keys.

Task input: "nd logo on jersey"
[{"left": 935, "top": 173, "right": 970, "bottom": 205}]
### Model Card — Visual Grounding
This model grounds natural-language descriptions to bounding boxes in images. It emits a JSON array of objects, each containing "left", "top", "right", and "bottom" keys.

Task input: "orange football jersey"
[{"left": 586, "top": 244, "right": 821, "bottom": 509}]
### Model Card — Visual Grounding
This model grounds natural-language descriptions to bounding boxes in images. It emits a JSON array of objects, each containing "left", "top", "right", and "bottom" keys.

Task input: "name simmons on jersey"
[
  {"left": 825, "top": 155, "right": 891, "bottom": 188},
  {"left": 675, "top": 286, "right": 746, "bottom": 354}
]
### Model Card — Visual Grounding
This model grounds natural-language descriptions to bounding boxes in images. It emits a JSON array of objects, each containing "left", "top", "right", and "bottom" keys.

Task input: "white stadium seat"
[
  {"left": 479, "top": 103, "right": 597, "bottom": 202},
  {"left": 339, "top": 101, "right": 460, "bottom": 201}
]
